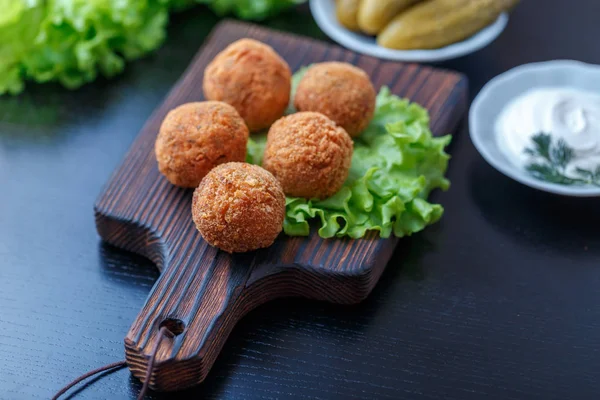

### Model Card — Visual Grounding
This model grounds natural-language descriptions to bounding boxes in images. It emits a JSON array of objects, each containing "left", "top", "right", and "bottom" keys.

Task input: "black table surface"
[{"left": 2, "top": 1, "right": 600, "bottom": 399}]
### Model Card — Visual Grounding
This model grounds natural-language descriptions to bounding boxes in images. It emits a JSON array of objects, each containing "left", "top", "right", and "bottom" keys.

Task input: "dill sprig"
[{"left": 524, "top": 133, "right": 600, "bottom": 187}]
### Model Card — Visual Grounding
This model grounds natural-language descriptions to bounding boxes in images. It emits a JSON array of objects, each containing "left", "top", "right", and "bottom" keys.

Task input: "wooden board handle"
[
  {"left": 96, "top": 205, "right": 389, "bottom": 392},
  {"left": 121, "top": 231, "right": 381, "bottom": 392},
  {"left": 124, "top": 241, "right": 258, "bottom": 391}
]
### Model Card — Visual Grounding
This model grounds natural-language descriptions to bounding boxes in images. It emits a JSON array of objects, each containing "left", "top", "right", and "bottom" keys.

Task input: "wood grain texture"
[{"left": 94, "top": 20, "right": 467, "bottom": 392}]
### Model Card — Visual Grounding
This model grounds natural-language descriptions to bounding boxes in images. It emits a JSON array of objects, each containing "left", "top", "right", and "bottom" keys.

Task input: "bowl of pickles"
[{"left": 310, "top": 0, "right": 519, "bottom": 62}]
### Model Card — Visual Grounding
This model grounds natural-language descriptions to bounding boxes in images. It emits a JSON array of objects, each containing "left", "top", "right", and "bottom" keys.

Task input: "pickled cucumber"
[
  {"left": 357, "top": 0, "right": 422, "bottom": 35},
  {"left": 377, "top": 0, "right": 520, "bottom": 50},
  {"left": 336, "top": 0, "right": 362, "bottom": 31}
]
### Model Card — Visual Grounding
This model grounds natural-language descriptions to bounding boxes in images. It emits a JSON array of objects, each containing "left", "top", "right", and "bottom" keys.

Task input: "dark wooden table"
[{"left": 1, "top": 1, "right": 599, "bottom": 399}]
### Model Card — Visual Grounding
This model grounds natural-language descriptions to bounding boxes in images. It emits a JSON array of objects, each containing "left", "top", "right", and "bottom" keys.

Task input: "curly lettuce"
[
  {"left": 0, "top": 0, "right": 169, "bottom": 95},
  {"left": 0, "top": 0, "right": 303, "bottom": 95},
  {"left": 190, "top": 0, "right": 303, "bottom": 20},
  {"left": 247, "top": 71, "right": 451, "bottom": 239}
]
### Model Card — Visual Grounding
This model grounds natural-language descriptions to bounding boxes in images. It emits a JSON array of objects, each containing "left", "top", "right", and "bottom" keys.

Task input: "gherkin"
[
  {"left": 377, "top": 0, "right": 519, "bottom": 50},
  {"left": 357, "top": 0, "right": 422, "bottom": 35},
  {"left": 336, "top": 0, "right": 362, "bottom": 31}
]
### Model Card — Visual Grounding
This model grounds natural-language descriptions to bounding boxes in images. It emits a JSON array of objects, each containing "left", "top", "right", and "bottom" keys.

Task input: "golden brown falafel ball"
[
  {"left": 192, "top": 162, "right": 285, "bottom": 253},
  {"left": 294, "top": 62, "right": 376, "bottom": 137},
  {"left": 203, "top": 39, "right": 292, "bottom": 132},
  {"left": 155, "top": 101, "right": 249, "bottom": 188},
  {"left": 262, "top": 112, "right": 353, "bottom": 200}
]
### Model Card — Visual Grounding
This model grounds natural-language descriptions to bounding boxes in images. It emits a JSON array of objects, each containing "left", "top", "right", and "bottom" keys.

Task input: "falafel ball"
[
  {"left": 155, "top": 101, "right": 249, "bottom": 188},
  {"left": 262, "top": 112, "right": 353, "bottom": 200},
  {"left": 192, "top": 162, "right": 285, "bottom": 253},
  {"left": 294, "top": 62, "right": 376, "bottom": 137},
  {"left": 203, "top": 39, "right": 292, "bottom": 132}
]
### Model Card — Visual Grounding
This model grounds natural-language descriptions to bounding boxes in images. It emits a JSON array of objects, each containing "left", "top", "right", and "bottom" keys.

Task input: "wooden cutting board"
[{"left": 94, "top": 20, "right": 468, "bottom": 392}]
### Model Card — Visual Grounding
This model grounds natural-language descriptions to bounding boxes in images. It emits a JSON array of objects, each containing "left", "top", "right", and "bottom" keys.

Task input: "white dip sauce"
[{"left": 495, "top": 87, "right": 600, "bottom": 177}]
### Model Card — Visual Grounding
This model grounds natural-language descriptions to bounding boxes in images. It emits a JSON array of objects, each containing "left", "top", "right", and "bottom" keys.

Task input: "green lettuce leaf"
[
  {"left": 0, "top": 0, "right": 45, "bottom": 94},
  {"left": 188, "top": 0, "right": 303, "bottom": 20},
  {"left": 247, "top": 74, "right": 451, "bottom": 239},
  {"left": 0, "top": 0, "right": 303, "bottom": 95},
  {"left": 1, "top": 0, "right": 169, "bottom": 94}
]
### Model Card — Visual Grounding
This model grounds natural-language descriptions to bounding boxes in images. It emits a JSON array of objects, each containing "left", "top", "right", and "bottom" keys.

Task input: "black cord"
[{"left": 52, "top": 326, "right": 174, "bottom": 400}]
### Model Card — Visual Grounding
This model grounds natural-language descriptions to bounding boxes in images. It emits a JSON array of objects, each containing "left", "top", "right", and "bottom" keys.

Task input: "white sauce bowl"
[{"left": 470, "top": 60, "right": 600, "bottom": 197}]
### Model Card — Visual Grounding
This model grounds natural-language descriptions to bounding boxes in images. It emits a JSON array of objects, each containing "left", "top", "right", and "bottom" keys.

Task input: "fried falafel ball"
[
  {"left": 192, "top": 162, "right": 285, "bottom": 253},
  {"left": 294, "top": 62, "right": 376, "bottom": 137},
  {"left": 203, "top": 39, "right": 292, "bottom": 132},
  {"left": 155, "top": 101, "right": 249, "bottom": 188},
  {"left": 262, "top": 112, "right": 353, "bottom": 200}
]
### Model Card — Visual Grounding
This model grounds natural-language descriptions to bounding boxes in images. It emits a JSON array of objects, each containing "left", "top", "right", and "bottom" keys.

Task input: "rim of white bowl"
[
  {"left": 309, "top": 0, "right": 509, "bottom": 62},
  {"left": 470, "top": 60, "right": 600, "bottom": 197}
]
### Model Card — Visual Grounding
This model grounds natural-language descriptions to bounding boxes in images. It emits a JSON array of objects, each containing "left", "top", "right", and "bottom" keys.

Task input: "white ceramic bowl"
[
  {"left": 470, "top": 60, "right": 600, "bottom": 197},
  {"left": 310, "top": 0, "right": 508, "bottom": 62}
]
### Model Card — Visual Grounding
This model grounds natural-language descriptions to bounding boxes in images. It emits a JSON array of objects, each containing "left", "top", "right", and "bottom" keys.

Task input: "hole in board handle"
[{"left": 159, "top": 318, "right": 185, "bottom": 336}]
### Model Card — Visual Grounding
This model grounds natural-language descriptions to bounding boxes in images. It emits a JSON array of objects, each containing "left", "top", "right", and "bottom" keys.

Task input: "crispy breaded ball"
[
  {"left": 192, "top": 162, "right": 285, "bottom": 253},
  {"left": 294, "top": 62, "right": 376, "bottom": 137},
  {"left": 203, "top": 39, "right": 292, "bottom": 132},
  {"left": 155, "top": 101, "right": 249, "bottom": 188},
  {"left": 262, "top": 112, "right": 353, "bottom": 200}
]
